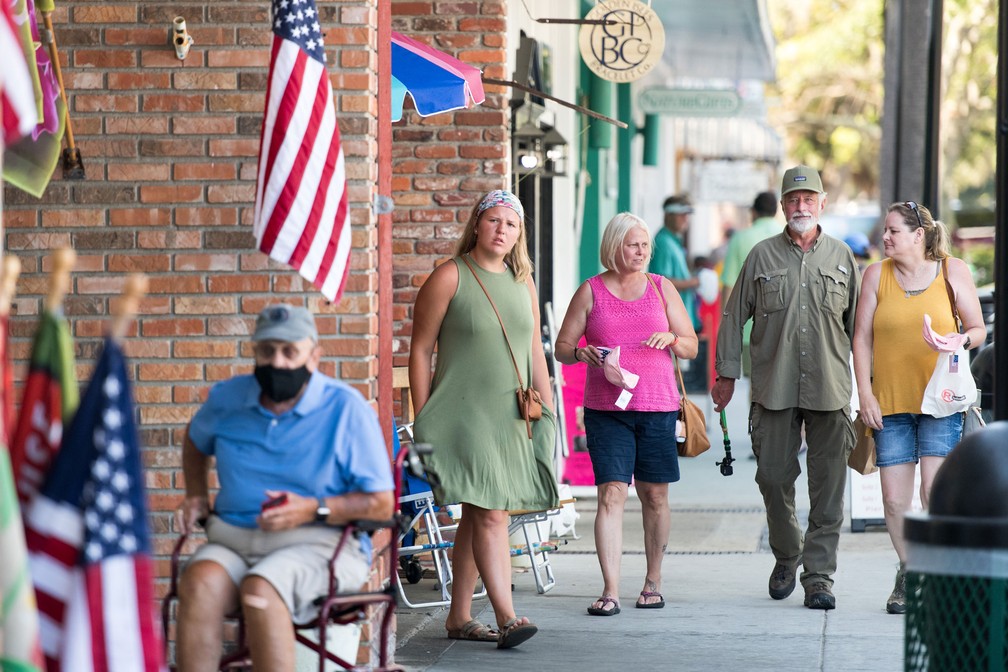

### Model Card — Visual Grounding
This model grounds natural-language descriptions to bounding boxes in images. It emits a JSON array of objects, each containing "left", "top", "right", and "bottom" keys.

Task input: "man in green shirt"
[
  {"left": 712, "top": 166, "right": 859, "bottom": 611},
  {"left": 720, "top": 191, "right": 780, "bottom": 377}
]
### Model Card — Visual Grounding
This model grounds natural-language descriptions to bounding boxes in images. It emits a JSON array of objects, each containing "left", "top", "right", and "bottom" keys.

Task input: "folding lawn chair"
[{"left": 394, "top": 422, "right": 465, "bottom": 608}]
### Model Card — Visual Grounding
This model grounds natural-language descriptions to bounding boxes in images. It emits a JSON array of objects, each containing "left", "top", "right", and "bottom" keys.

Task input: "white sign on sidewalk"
[{"left": 849, "top": 468, "right": 923, "bottom": 532}]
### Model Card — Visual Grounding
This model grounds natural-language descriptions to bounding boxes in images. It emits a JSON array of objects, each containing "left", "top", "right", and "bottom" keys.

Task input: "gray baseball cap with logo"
[
  {"left": 780, "top": 165, "right": 824, "bottom": 196},
  {"left": 253, "top": 304, "right": 318, "bottom": 343}
]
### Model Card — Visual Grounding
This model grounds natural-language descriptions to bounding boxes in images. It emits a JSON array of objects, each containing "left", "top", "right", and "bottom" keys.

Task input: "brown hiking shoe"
[
  {"left": 803, "top": 580, "right": 836, "bottom": 610},
  {"left": 768, "top": 558, "right": 799, "bottom": 600},
  {"left": 886, "top": 565, "right": 907, "bottom": 614}
]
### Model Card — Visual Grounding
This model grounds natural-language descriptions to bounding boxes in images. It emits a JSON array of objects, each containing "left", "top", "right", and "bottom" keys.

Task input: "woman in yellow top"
[{"left": 852, "top": 201, "right": 985, "bottom": 614}]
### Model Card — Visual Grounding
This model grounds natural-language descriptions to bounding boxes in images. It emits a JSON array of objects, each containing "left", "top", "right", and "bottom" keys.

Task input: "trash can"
[{"left": 904, "top": 421, "right": 1008, "bottom": 672}]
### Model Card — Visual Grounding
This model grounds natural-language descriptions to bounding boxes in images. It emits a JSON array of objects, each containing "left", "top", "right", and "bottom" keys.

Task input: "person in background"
[
  {"left": 852, "top": 201, "right": 984, "bottom": 614},
  {"left": 844, "top": 232, "right": 874, "bottom": 272},
  {"left": 176, "top": 304, "right": 395, "bottom": 671},
  {"left": 651, "top": 194, "right": 702, "bottom": 334},
  {"left": 409, "top": 189, "right": 557, "bottom": 649},
  {"left": 713, "top": 166, "right": 860, "bottom": 611},
  {"left": 556, "top": 212, "right": 698, "bottom": 617},
  {"left": 719, "top": 191, "right": 780, "bottom": 375}
]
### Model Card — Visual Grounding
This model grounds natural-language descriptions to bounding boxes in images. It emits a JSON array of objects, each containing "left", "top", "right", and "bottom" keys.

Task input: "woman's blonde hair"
[
  {"left": 599, "top": 212, "right": 651, "bottom": 271},
  {"left": 454, "top": 190, "right": 532, "bottom": 282},
  {"left": 888, "top": 201, "right": 950, "bottom": 261}
]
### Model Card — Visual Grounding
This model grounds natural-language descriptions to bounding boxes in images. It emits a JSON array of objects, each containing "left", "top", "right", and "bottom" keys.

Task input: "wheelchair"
[{"left": 161, "top": 442, "right": 434, "bottom": 671}]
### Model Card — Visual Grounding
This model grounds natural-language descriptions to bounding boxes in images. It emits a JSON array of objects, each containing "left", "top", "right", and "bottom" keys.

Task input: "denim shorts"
[
  {"left": 874, "top": 413, "right": 964, "bottom": 468},
  {"left": 583, "top": 408, "right": 680, "bottom": 484}
]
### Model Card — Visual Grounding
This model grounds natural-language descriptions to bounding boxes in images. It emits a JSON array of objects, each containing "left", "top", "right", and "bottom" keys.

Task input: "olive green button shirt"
[{"left": 715, "top": 229, "right": 860, "bottom": 411}]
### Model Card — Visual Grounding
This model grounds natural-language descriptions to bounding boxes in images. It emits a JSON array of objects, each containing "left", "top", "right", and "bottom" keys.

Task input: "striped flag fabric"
[
  {"left": 253, "top": 0, "right": 351, "bottom": 304},
  {"left": 9, "top": 310, "right": 78, "bottom": 508},
  {"left": 0, "top": 0, "right": 38, "bottom": 144},
  {"left": 24, "top": 338, "right": 164, "bottom": 671},
  {"left": 0, "top": 313, "right": 45, "bottom": 672}
]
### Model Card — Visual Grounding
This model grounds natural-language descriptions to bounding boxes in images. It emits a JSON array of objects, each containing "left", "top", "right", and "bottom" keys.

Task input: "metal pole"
[
  {"left": 994, "top": 0, "right": 1008, "bottom": 421},
  {"left": 923, "top": 0, "right": 943, "bottom": 214}
]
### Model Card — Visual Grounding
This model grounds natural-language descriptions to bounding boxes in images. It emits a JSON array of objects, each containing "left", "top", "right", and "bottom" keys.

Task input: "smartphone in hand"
[{"left": 261, "top": 493, "right": 288, "bottom": 511}]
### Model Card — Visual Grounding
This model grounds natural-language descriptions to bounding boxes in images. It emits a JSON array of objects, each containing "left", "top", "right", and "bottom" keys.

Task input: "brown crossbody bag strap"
[
  {"left": 940, "top": 258, "right": 962, "bottom": 331},
  {"left": 460, "top": 255, "right": 541, "bottom": 438}
]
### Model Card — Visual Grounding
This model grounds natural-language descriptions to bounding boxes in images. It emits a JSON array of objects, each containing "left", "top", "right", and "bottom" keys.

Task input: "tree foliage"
[
  {"left": 766, "top": 0, "right": 998, "bottom": 212},
  {"left": 767, "top": 0, "right": 885, "bottom": 202}
]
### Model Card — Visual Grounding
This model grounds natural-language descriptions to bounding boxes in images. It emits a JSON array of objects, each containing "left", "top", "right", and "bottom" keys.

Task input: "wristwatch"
[{"left": 314, "top": 497, "right": 331, "bottom": 524}]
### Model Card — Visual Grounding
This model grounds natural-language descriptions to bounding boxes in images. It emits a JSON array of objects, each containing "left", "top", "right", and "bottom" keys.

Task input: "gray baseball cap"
[
  {"left": 253, "top": 304, "right": 318, "bottom": 343},
  {"left": 780, "top": 165, "right": 824, "bottom": 196}
]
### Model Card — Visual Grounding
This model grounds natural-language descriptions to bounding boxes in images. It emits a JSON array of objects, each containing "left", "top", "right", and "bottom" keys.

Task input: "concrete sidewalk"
[{"left": 393, "top": 386, "right": 906, "bottom": 672}]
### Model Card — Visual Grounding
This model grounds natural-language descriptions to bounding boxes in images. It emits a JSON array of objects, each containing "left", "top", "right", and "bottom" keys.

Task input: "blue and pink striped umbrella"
[{"left": 391, "top": 31, "right": 486, "bottom": 122}]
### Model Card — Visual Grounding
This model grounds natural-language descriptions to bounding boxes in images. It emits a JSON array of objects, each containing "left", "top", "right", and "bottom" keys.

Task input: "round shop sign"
[{"left": 579, "top": 0, "right": 665, "bottom": 83}]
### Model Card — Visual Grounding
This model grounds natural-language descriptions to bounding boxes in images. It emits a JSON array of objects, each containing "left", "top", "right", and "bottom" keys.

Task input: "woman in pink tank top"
[{"left": 556, "top": 212, "right": 698, "bottom": 616}]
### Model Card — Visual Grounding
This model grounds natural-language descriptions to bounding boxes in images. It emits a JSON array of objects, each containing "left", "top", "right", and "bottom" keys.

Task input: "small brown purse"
[{"left": 461, "top": 255, "right": 541, "bottom": 438}]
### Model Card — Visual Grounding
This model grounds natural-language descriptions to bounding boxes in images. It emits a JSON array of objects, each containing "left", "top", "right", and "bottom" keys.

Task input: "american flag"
[
  {"left": 253, "top": 0, "right": 351, "bottom": 304},
  {"left": 25, "top": 339, "right": 164, "bottom": 672},
  {"left": 0, "top": 0, "right": 36, "bottom": 145}
]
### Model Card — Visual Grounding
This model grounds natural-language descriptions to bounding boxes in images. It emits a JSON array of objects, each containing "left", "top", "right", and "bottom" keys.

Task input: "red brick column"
[{"left": 390, "top": 1, "right": 511, "bottom": 367}]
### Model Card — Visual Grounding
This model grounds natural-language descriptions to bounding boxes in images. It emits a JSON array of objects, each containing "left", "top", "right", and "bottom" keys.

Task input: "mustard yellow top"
[{"left": 872, "top": 259, "right": 957, "bottom": 415}]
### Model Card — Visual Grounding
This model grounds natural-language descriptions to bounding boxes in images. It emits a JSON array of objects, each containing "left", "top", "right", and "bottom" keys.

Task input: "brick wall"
[
  {"left": 389, "top": 0, "right": 511, "bottom": 367},
  {"left": 2, "top": 0, "right": 510, "bottom": 665},
  {"left": 2, "top": 0, "right": 383, "bottom": 664}
]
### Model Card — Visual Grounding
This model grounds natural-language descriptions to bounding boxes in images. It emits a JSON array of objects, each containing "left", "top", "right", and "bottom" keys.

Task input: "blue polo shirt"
[{"left": 189, "top": 371, "right": 394, "bottom": 529}]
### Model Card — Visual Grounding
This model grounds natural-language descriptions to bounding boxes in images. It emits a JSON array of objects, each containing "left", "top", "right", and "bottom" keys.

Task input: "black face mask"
[{"left": 254, "top": 365, "right": 311, "bottom": 403}]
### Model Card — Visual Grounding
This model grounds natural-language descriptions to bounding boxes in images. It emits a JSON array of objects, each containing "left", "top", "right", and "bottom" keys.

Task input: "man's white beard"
[{"left": 788, "top": 214, "right": 816, "bottom": 234}]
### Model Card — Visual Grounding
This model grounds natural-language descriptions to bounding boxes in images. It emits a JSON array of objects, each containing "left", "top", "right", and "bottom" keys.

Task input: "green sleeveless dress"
[{"left": 413, "top": 256, "right": 559, "bottom": 511}]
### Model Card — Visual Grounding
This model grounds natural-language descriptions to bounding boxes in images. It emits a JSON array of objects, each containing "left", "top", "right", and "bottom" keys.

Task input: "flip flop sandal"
[
  {"left": 587, "top": 596, "right": 621, "bottom": 616},
  {"left": 635, "top": 590, "right": 665, "bottom": 609},
  {"left": 446, "top": 620, "right": 499, "bottom": 642},
  {"left": 496, "top": 616, "right": 538, "bottom": 649}
]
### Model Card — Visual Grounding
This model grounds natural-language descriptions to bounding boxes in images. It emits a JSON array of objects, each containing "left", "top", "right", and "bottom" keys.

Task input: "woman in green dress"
[{"left": 409, "top": 190, "right": 557, "bottom": 649}]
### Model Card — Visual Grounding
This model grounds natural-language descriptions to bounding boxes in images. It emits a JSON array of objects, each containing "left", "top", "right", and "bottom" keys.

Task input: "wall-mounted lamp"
[
  {"left": 541, "top": 126, "right": 568, "bottom": 177},
  {"left": 172, "top": 16, "right": 193, "bottom": 60},
  {"left": 513, "top": 117, "right": 545, "bottom": 175}
]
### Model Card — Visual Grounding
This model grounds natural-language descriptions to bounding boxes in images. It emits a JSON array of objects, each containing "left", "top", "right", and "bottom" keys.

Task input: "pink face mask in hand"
[
  {"left": 922, "top": 313, "right": 967, "bottom": 352},
  {"left": 602, "top": 346, "right": 639, "bottom": 390}
]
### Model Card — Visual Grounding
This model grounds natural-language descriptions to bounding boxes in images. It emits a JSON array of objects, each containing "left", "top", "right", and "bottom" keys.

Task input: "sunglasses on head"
[{"left": 904, "top": 201, "right": 924, "bottom": 229}]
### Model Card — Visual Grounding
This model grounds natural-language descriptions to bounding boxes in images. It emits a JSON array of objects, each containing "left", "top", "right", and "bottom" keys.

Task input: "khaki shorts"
[{"left": 190, "top": 515, "right": 371, "bottom": 624}]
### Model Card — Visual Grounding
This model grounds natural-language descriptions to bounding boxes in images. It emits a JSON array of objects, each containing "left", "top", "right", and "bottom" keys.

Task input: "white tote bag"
[{"left": 921, "top": 349, "right": 977, "bottom": 417}]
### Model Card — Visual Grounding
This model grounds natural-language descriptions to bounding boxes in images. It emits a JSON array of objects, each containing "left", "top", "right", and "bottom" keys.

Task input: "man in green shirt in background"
[{"left": 720, "top": 191, "right": 780, "bottom": 377}]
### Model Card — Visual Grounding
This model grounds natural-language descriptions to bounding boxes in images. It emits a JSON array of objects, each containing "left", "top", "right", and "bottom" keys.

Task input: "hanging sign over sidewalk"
[
  {"left": 579, "top": 0, "right": 665, "bottom": 83},
  {"left": 639, "top": 88, "right": 742, "bottom": 116}
]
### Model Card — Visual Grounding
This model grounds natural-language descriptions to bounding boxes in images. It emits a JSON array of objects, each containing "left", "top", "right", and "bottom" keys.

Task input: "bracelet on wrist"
[
  {"left": 573, "top": 347, "right": 582, "bottom": 363},
  {"left": 669, "top": 332, "right": 679, "bottom": 348}
]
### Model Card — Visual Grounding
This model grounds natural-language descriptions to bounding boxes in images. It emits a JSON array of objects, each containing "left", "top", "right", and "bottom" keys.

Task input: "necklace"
[{"left": 894, "top": 261, "right": 935, "bottom": 298}]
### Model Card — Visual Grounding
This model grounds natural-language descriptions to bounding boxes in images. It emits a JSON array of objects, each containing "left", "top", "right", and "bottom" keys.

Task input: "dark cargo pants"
[{"left": 750, "top": 404, "right": 854, "bottom": 589}]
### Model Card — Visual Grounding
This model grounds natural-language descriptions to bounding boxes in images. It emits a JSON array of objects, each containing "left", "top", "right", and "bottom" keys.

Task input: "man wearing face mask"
[
  {"left": 713, "top": 166, "right": 860, "bottom": 611},
  {"left": 175, "top": 303, "right": 394, "bottom": 671}
]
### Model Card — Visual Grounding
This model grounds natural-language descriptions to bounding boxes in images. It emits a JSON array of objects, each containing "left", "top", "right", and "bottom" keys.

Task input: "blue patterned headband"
[{"left": 476, "top": 190, "right": 524, "bottom": 221}]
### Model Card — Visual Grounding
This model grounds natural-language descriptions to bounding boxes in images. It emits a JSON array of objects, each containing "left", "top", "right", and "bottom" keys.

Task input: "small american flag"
[
  {"left": 0, "top": 0, "right": 36, "bottom": 145},
  {"left": 253, "top": 0, "right": 351, "bottom": 304},
  {"left": 25, "top": 339, "right": 164, "bottom": 671}
]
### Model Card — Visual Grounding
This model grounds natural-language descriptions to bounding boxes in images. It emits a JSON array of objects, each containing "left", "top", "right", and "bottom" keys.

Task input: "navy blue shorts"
[{"left": 583, "top": 408, "right": 680, "bottom": 485}]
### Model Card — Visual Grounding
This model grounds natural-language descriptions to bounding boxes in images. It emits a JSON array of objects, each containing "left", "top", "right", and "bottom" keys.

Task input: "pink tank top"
[{"left": 583, "top": 273, "right": 680, "bottom": 412}]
